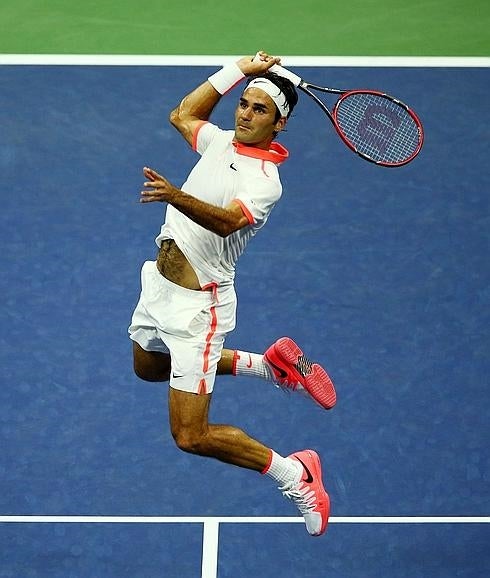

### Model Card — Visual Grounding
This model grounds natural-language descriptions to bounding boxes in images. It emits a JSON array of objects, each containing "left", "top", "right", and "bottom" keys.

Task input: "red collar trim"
[{"left": 232, "top": 141, "right": 289, "bottom": 165}]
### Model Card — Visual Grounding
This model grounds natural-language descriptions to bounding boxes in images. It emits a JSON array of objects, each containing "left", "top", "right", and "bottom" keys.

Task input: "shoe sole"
[
  {"left": 274, "top": 338, "right": 337, "bottom": 409},
  {"left": 292, "top": 449, "right": 330, "bottom": 536}
]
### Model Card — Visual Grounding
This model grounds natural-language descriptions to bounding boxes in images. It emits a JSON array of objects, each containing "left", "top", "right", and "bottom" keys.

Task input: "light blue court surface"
[{"left": 0, "top": 63, "right": 489, "bottom": 577}]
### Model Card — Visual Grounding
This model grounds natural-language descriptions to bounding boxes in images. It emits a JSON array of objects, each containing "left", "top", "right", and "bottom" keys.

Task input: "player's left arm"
[{"left": 140, "top": 166, "right": 250, "bottom": 237}]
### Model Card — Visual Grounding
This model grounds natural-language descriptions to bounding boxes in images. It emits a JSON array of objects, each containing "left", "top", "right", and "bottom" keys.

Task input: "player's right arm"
[
  {"left": 169, "top": 52, "right": 281, "bottom": 146},
  {"left": 169, "top": 81, "right": 222, "bottom": 146}
]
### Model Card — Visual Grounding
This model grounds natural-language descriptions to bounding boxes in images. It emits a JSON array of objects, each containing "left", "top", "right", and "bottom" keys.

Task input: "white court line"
[
  {"left": 2, "top": 516, "right": 488, "bottom": 578},
  {"left": 0, "top": 55, "right": 489, "bottom": 67},
  {"left": 0, "top": 515, "right": 488, "bottom": 523},
  {"left": 201, "top": 519, "right": 220, "bottom": 578}
]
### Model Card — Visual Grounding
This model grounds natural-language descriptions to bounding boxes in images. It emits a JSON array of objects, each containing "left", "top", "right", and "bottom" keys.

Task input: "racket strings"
[{"left": 334, "top": 93, "right": 421, "bottom": 165}]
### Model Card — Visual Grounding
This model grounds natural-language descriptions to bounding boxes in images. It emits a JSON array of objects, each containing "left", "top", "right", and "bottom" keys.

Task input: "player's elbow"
[
  {"left": 169, "top": 106, "right": 182, "bottom": 129},
  {"left": 216, "top": 227, "right": 234, "bottom": 238},
  {"left": 216, "top": 216, "right": 248, "bottom": 238},
  {"left": 215, "top": 203, "right": 251, "bottom": 237},
  {"left": 213, "top": 222, "right": 233, "bottom": 238}
]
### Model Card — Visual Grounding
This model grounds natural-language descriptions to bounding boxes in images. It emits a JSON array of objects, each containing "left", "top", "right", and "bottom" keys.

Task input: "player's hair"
[{"left": 246, "top": 71, "right": 299, "bottom": 121}]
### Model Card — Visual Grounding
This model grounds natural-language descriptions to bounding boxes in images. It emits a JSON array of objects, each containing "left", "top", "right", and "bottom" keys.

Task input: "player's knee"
[{"left": 171, "top": 427, "right": 208, "bottom": 455}]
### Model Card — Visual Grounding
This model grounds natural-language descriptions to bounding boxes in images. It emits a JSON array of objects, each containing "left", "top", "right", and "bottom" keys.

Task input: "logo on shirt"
[{"left": 229, "top": 163, "right": 238, "bottom": 171}]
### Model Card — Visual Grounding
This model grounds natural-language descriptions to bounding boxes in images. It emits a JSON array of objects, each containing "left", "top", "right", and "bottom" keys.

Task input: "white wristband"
[{"left": 208, "top": 62, "right": 246, "bottom": 95}]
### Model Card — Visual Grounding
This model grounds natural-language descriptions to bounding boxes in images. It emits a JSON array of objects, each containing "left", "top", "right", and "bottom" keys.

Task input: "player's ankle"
[
  {"left": 233, "top": 350, "right": 272, "bottom": 380},
  {"left": 262, "top": 450, "right": 303, "bottom": 486}
]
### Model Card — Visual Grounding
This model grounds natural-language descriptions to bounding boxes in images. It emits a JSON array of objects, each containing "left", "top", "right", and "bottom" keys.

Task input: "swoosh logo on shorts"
[
  {"left": 172, "top": 372, "right": 184, "bottom": 379},
  {"left": 296, "top": 456, "right": 314, "bottom": 483}
]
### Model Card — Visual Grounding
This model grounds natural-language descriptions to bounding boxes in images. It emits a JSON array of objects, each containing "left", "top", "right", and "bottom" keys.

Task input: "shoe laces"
[
  {"left": 277, "top": 379, "right": 300, "bottom": 392},
  {"left": 280, "top": 480, "right": 316, "bottom": 514},
  {"left": 296, "top": 355, "right": 313, "bottom": 378}
]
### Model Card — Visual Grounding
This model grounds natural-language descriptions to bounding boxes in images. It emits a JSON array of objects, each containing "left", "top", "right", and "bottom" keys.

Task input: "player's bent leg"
[
  {"left": 216, "top": 348, "right": 235, "bottom": 375},
  {"left": 168, "top": 387, "right": 211, "bottom": 452},
  {"left": 168, "top": 387, "right": 271, "bottom": 471},
  {"left": 168, "top": 388, "right": 330, "bottom": 536},
  {"left": 227, "top": 341, "right": 336, "bottom": 411},
  {"left": 132, "top": 341, "right": 171, "bottom": 382}
]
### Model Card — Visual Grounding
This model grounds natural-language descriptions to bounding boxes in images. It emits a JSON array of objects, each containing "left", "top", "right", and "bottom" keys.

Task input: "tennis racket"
[{"left": 269, "top": 63, "right": 424, "bottom": 167}]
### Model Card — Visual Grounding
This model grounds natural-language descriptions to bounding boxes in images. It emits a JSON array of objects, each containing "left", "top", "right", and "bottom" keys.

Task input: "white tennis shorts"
[{"left": 128, "top": 261, "right": 236, "bottom": 394}]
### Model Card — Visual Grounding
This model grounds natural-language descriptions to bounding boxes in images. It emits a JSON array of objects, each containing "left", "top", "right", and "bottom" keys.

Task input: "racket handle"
[{"left": 252, "top": 52, "right": 302, "bottom": 87}]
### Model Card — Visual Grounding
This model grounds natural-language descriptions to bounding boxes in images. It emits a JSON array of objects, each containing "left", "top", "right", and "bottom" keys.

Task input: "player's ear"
[{"left": 274, "top": 116, "right": 287, "bottom": 134}]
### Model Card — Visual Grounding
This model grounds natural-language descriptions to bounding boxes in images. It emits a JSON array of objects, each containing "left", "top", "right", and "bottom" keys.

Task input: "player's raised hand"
[{"left": 237, "top": 51, "right": 281, "bottom": 76}]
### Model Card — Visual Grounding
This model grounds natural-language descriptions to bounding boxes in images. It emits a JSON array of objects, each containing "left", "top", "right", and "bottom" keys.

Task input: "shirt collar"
[{"left": 232, "top": 140, "right": 289, "bottom": 165}]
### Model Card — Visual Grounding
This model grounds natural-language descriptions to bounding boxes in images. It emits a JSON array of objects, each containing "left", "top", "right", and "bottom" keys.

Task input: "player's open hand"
[{"left": 140, "top": 167, "right": 176, "bottom": 203}]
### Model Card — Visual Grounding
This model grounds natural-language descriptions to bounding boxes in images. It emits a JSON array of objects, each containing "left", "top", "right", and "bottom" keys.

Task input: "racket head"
[{"left": 332, "top": 90, "right": 424, "bottom": 167}]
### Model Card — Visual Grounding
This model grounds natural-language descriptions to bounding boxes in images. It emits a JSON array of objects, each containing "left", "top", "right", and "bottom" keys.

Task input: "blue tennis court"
[{"left": 0, "top": 62, "right": 488, "bottom": 577}]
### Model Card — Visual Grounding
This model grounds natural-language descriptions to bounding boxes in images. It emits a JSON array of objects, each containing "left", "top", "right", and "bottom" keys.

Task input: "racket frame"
[{"left": 298, "top": 81, "right": 424, "bottom": 167}]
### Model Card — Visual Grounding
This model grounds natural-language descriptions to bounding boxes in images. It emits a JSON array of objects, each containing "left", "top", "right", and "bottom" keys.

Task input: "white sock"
[
  {"left": 233, "top": 350, "right": 273, "bottom": 380},
  {"left": 262, "top": 450, "right": 303, "bottom": 487}
]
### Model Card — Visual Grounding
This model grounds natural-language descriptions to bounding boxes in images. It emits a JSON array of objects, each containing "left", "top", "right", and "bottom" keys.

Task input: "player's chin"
[{"left": 234, "top": 127, "right": 256, "bottom": 144}]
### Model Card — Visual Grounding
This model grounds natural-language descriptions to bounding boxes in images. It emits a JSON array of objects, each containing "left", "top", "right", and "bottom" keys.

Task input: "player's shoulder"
[{"left": 194, "top": 122, "right": 234, "bottom": 153}]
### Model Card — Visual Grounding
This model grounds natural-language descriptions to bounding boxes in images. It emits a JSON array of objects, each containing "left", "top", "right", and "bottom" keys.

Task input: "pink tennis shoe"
[
  {"left": 264, "top": 337, "right": 337, "bottom": 410},
  {"left": 281, "top": 449, "right": 330, "bottom": 536}
]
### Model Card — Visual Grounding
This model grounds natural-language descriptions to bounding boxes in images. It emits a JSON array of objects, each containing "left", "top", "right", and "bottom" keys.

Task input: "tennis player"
[{"left": 129, "top": 51, "right": 336, "bottom": 536}]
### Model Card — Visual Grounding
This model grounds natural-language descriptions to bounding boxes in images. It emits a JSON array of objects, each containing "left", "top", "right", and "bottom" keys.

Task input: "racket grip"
[{"left": 252, "top": 52, "right": 302, "bottom": 87}]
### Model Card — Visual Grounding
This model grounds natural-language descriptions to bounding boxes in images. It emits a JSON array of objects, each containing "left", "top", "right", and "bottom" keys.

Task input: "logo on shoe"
[
  {"left": 265, "top": 356, "right": 288, "bottom": 379},
  {"left": 295, "top": 457, "right": 314, "bottom": 483}
]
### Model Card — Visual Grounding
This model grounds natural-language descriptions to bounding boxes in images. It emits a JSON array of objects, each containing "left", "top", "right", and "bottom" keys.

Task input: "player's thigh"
[
  {"left": 168, "top": 387, "right": 211, "bottom": 440},
  {"left": 132, "top": 341, "right": 171, "bottom": 380}
]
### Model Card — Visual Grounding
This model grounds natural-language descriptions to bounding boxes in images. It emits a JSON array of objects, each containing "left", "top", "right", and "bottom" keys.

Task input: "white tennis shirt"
[{"left": 155, "top": 121, "right": 289, "bottom": 287}]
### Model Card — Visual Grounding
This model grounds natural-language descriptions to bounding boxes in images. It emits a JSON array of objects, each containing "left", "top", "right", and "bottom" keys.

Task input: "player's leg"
[
  {"left": 133, "top": 337, "right": 336, "bottom": 412},
  {"left": 132, "top": 341, "right": 171, "bottom": 382},
  {"left": 168, "top": 387, "right": 330, "bottom": 536},
  {"left": 216, "top": 348, "right": 235, "bottom": 375},
  {"left": 226, "top": 338, "right": 337, "bottom": 410},
  {"left": 129, "top": 260, "right": 172, "bottom": 381},
  {"left": 133, "top": 341, "right": 233, "bottom": 382},
  {"left": 168, "top": 387, "right": 270, "bottom": 470}
]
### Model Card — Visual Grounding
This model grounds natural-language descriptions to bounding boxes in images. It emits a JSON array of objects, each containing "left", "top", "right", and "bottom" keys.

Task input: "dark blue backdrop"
[{"left": 0, "top": 65, "right": 488, "bottom": 577}]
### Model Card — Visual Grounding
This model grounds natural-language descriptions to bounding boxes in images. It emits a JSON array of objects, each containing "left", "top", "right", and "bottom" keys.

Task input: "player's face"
[{"left": 234, "top": 88, "right": 286, "bottom": 149}]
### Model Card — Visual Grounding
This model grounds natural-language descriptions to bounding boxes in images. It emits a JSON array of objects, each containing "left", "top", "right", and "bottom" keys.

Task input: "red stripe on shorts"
[
  {"left": 198, "top": 378, "right": 208, "bottom": 395},
  {"left": 202, "top": 304, "right": 218, "bottom": 374}
]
